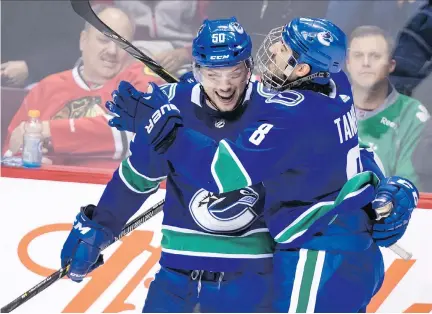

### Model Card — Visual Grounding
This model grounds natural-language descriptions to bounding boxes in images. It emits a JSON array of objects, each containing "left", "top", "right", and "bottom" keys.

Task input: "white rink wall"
[{"left": 0, "top": 177, "right": 431, "bottom": 313}]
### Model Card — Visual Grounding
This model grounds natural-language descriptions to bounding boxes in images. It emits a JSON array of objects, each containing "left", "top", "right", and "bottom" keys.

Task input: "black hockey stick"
[
  {"left": 0, "top": 200, "right": 164, "bottom": 313},
  {"left": 70, "top": 0, "right": 179, "bottom": 84}
]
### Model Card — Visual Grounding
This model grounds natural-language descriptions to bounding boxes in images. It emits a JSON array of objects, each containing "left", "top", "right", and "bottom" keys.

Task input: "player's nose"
[
  {"left": 268, "top": 43, "right": 277, "bottom": 55},
  {"left": 269, "top": 41, "right": 282, "bottom": 54},
  {"left": 218, "top": 79, "right": 232, "bottom": 91}
]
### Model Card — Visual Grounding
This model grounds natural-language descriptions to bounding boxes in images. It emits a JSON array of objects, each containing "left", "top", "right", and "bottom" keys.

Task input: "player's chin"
[
  {"left": 212, "top": 97, "right": 237, "bottom": 111},
  {"left": 218, "top": 102, "right": 238, "bottom": 112}
]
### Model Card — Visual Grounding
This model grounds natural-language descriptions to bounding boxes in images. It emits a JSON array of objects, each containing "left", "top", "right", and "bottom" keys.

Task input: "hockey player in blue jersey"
[
  {"left": 59, "top": 17, "right": 418, "bottom": 312},
  {"left": 60, "top": 18, "right": 273, "bottom": 313}
]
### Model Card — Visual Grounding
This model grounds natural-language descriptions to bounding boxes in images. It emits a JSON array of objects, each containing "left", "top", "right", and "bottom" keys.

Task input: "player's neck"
[{"left": 353, "top": 81, "right": 389, "bottom": 111}]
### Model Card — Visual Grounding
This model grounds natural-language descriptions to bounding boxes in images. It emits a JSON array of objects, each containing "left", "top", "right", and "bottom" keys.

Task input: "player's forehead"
[
  {"left": 201, "top": 63, "right": 247, "bottom": 76},
  {"left": 270, "top": 40, "right": 293, "bottom": 56}
]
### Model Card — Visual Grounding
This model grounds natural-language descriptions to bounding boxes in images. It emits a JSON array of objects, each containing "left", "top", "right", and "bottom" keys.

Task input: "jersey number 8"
[
  {"left": 249, "top": 123, "right": 274, "bottom": 146},
  {"left": 250, "top": 125, "right": 364, "bottom": 180}
]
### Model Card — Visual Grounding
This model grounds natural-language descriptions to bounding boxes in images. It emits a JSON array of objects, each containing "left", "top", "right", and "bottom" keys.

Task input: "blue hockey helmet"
[
  {"left": 256, "top": 17, "right": 347, "bottom": 90},
  {"left": 283, "top": 17, "right": 347, "bottom": 74},
  {"left": 192, "top": 17, "right": 253, "bottom": 68}
]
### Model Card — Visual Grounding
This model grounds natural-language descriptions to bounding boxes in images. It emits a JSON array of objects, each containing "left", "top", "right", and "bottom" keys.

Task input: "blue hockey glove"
[
  {"left": 106, "top": 81, "right": 171, "bottom": 133},
  {"left": 60, "top": 205, "right": 114, "bottom": 282},
  {"left": 106, "top": 81, "right": 183, "bottom": 153},
  {"left": 371, "top": 176, "right": 419, "bottom": 247}
]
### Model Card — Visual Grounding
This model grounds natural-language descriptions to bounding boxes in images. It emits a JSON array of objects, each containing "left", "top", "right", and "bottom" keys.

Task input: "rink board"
[{"left": 0, "top": 176, "right": 431, "bottom": 313}]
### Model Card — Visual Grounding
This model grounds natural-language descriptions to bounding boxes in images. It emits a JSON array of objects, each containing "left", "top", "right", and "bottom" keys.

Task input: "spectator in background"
[
  {"left": 114, "top": 0, "right": 209, "bottom": 75},
  {"left": 325, "top": 0, "right": 425, "bottom": 41},
  {"left": 346, "top": 25, "right": 430, "bottom": 189},
  {"left": 1, "top": 1, "right": 83, "bottom": 87},
  {"left": 3, "top": 4, "right": 163, "bottom": 170}
]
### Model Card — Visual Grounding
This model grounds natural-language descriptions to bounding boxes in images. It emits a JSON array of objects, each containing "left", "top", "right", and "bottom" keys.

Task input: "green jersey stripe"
[
  {"left": 306, "top": 251, "right": 325, "bottom": 312},
  {"left": 211, "top": 139, "right": 252, "bottom": 193},
  {"left": 162, "top": 224, "right": 269, "bottom": 238},
  {"left": 297, "top": 250, "right": 319, "bottom": 312},
  {"left": 126, "top": 158, "right": 167, "bottom": 181},
  {"left": 289, "top": 248, "right": 308, "bottom": 312},
  {"left": 119, "top": 158, "right": 164, "bottom": 194},
  {"left": 289, "top": 249, "right": 326, "bottom": 312},
  {"left": 161, "top": 228, "right": 275, "bottom": 256},
  {"left": 275, "top": 171, "right": 380, "bottom": 244}
]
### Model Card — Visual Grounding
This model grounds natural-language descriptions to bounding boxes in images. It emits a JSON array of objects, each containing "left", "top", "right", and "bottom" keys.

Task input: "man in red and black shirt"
[{"left": 4, "top": 4, "right": 163, "bottom": 170}]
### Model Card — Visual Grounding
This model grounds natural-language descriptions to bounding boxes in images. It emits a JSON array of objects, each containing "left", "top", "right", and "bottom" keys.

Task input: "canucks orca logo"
[
  {"left": 230, "top": 22, "right": 244, "bottom": 34},
  {"left": 317, "top": 31, "right": 334, "bottom": 46},
  {"left": 189, "top": 186, "right": 263, "bottom": 233}
]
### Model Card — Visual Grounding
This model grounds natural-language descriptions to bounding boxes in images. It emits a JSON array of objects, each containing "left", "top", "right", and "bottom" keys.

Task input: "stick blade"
[{"left": 389, "top": 243, "right": 413, "bottom": 261}]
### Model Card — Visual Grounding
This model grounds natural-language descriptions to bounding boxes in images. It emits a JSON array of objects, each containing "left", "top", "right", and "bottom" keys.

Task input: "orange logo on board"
[
  {"left": 15, "top": 224, "right": 432, "bottom": 313},
  {"left": 17, "top": 224, "right": 161, "bottom": 312}
]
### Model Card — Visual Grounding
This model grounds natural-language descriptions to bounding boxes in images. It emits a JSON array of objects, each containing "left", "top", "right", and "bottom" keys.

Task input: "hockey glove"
[
  {"left": 106, "top": 81, "right": 183, "bottom": 153},
  {"left": 371, "top": 176, "right": 419, "bottom": 247},
  {"left": 60, "top": 205, "right": 114, "bottom": 282},
  {"left": 106, "top": 81, "right": 171, "bottom": 133}
]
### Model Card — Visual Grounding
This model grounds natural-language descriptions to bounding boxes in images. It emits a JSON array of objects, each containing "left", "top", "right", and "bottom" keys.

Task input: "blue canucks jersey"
[
  {"left": 94, "top": 70, "right": 382, "bottom": 274},
  {"left": 162, "top": 71, "right": 381, "bottom": 251},
  {"left": 95, "top": 81, "right": 275, "bottom": 273}
]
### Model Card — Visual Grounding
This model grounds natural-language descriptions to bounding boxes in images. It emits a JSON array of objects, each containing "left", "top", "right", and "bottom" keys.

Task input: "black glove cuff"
[{"left": 80, "top": 204, "right": 97, "bottom": 220}]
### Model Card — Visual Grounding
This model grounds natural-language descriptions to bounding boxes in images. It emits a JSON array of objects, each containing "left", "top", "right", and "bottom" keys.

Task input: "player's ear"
[{"left": 296, "top": 63, "right": 311, "bottom": 77}]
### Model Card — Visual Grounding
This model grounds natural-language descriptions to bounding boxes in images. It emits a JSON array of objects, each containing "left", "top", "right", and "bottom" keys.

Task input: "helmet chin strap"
[
  {"left": 267, "top": 71, "right": 330, "bottom": 92},
  {"left": 199, "top": 85, "right": 221, "bottom": 112},
  {"left": 283, "top": 71, "right": 330, "bottom": 90}
]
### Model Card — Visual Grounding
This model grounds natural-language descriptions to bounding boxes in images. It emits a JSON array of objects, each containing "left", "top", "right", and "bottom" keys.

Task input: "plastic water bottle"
[{"left": 22, "top": 110, "right": 43, "bottom": 168}]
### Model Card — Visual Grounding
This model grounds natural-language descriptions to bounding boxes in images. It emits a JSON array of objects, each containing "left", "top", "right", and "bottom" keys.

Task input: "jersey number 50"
[{"left": 212, "top": 33, "right": 226, "bottom": 44}]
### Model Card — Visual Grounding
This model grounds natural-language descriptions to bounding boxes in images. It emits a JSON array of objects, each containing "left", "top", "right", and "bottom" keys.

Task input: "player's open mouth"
[{"left": 215, "top": 91, "right": 235, "bottom": 103}]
